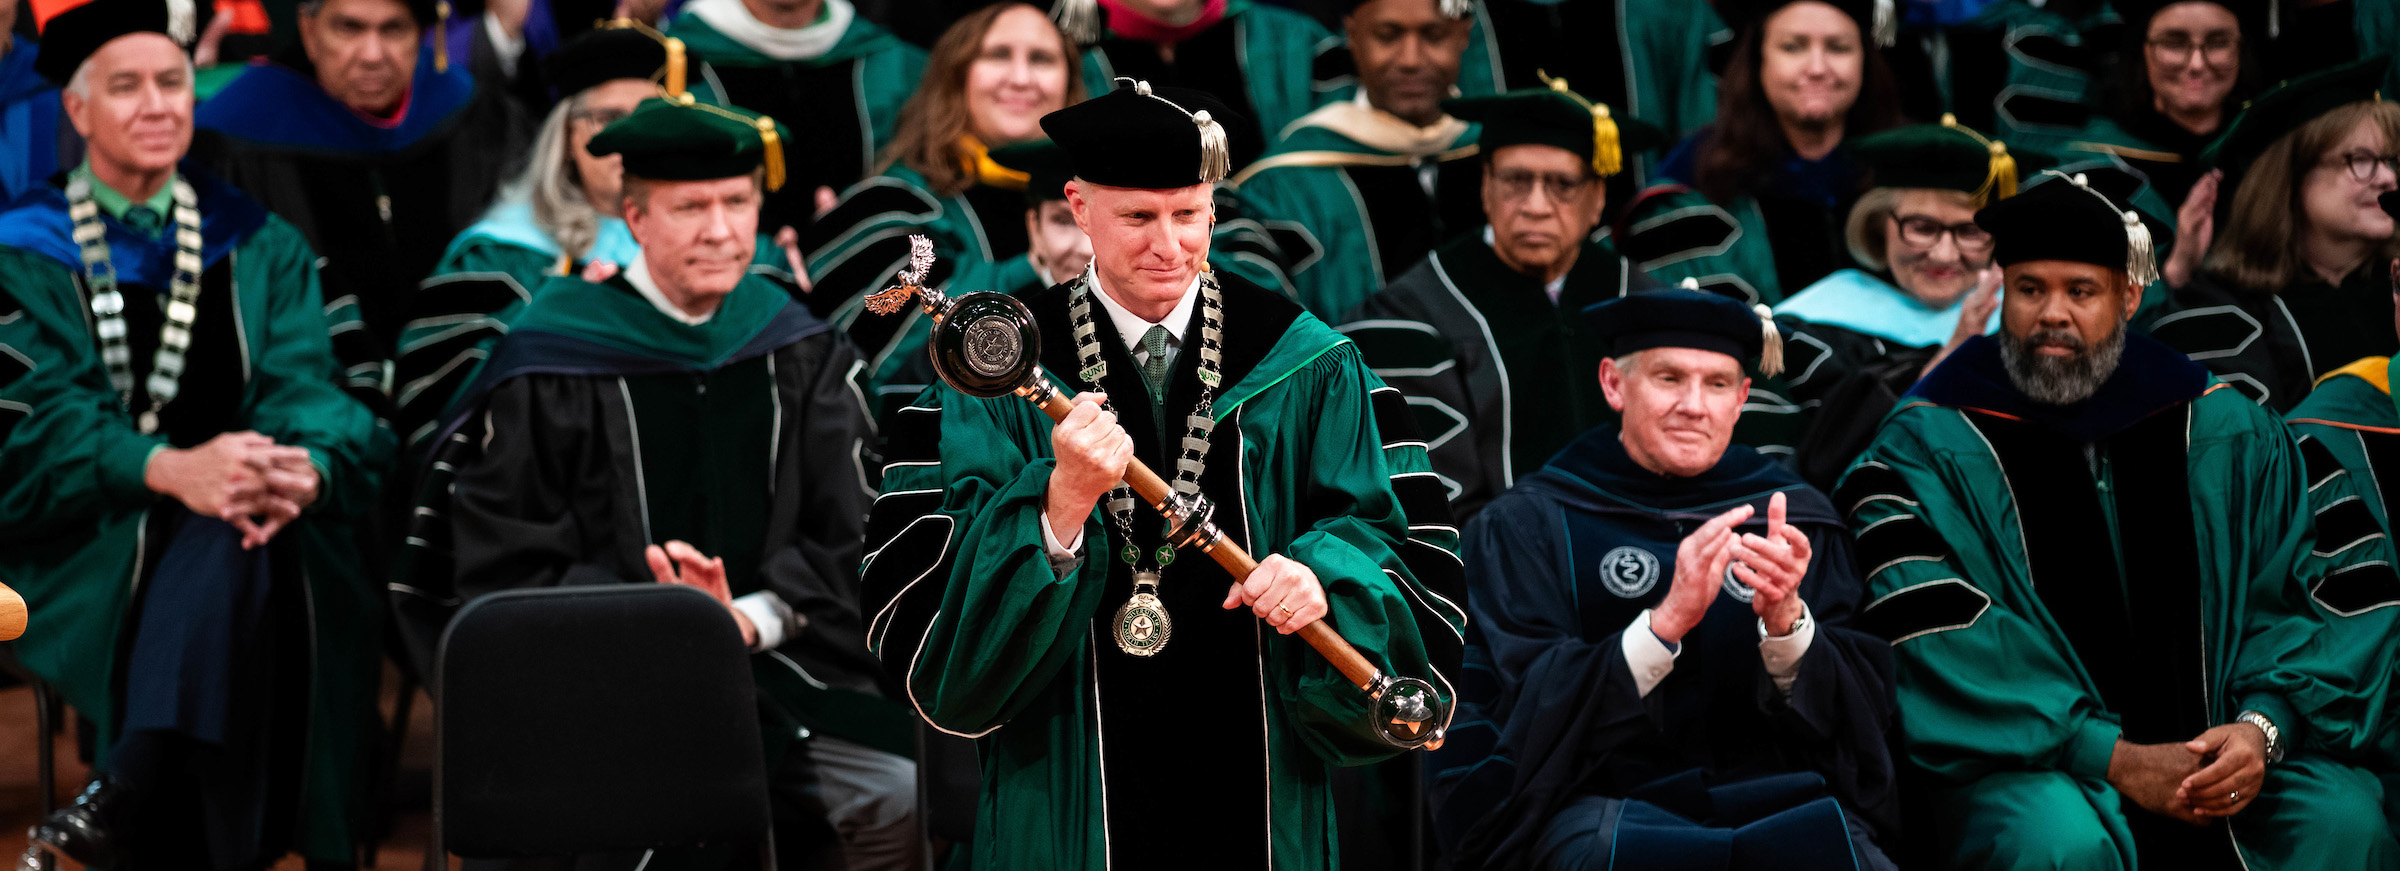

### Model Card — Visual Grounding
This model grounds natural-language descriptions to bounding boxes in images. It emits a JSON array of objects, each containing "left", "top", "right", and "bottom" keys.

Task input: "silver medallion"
[
  {"left": 962, "top": 314, "right": 1021, "bottom": 377},
  {"left": 1113, "top": 571, "right": 1172, "bottom": 656}
]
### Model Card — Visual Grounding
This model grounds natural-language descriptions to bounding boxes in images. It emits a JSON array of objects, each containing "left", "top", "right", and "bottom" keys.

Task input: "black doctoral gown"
[
  {"left": 1429, "top": 427, "right": 1899, "bottom": 870},
  {"left": 2149, "top": 264, "right": 2399, "bottom": 412},
  {"left": 194, "top": 45, "right": 530, "bottom": 399}
]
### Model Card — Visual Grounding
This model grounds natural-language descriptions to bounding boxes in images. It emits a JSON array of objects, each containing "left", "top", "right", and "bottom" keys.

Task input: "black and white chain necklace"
[{"left": 68, "top": 172, "right": 204, "bottom": 435}]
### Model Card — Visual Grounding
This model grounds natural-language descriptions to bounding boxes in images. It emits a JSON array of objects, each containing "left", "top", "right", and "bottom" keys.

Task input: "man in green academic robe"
[
  {"left": 1840, "top": 169, "right": 2396, "bottom": 870},
  {"left": 1338, "top": 82, "right": 1666, "bottom": 522},
  {"left": 1227, "top": 0, "right": 1481, "bottom": 319},
  {"left": 667, "top": 0, "right": 925, "bottom": 237},
  {"left": 857, "top": 79, "right": 1463, "bottom": 870},
  {"left": 392, "top": 97, "right": 919, "bottom": 870},
  {"left": 4, "top": 1, "right": 389, "bottom": 865}
]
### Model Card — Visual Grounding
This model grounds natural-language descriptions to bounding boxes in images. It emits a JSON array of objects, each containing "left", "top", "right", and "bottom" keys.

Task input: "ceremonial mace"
[
  {"left": 0, "top": 581, "right": 24, "bottom": 642},
  {"left": 865, "top": 237, "right": 1447, "bottom": 750}
]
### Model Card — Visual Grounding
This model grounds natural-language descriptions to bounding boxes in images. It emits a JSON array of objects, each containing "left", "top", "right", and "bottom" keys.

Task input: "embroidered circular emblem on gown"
[
  {"left": 1600, "top": 546, "right": 1659, "bottom": 598},
  {"left": 1722, "top": 562, "right": 1757, "bottom": 603}
]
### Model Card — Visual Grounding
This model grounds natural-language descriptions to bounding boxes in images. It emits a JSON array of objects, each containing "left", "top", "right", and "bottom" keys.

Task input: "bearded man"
[{"left": 1839, "top": 171, "right": 2398, "bottom": 870}]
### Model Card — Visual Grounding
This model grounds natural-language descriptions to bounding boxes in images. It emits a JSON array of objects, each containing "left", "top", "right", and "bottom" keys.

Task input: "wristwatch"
[
  {"left": 1758, "top": 611, "right": 1811, "bottom": 640},
  {"left": 2237, "top": 710, "right": 2285, "bottom": 765}
]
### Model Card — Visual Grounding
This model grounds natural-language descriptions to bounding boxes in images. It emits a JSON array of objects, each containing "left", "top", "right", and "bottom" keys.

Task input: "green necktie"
[
  {"left": 1140, "top": 325, "right": 1173, "bottom": 397},
  {"left": 121, "top": 206, "right": 164, "bottom": 237}
]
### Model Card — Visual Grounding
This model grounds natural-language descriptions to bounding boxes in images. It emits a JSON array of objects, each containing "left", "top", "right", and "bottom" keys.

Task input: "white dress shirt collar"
[
  {"left": 625, "top": 252, "right": 717, "bottom": 326},
  {"left": 1084, "top": 265, "right": 1202, "bottom": 351}
]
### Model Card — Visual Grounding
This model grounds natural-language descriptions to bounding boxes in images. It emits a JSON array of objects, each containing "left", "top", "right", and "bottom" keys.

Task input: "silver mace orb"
[{"left": 865, "top": 236, "right": 1449, "bottom": 750}]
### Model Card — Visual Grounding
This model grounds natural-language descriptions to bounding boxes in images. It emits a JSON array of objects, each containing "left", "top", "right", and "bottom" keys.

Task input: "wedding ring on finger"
[{"left": 1279, "top": 604, "right": 1295, "bottom": 616}]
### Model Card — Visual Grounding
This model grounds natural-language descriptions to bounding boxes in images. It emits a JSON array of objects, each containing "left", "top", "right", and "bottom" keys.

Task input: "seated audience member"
[
  {"left": 1428, "top": 289, "right": 1900, "bottom": 871},
  {"left": 799, "top": 0, "right": 1078, "bottom": 415},
  {"left": 665, "top": 0, "right": 926, "bottom": 236},
  {"left": 1841, "top": 170, "right": 2397, "bottom": 870},
  {"left": 1623, "top": 0, "right": 1899, "bottom": 305},
  {"left": 1228, "top": 0, "right": 1478, "bottom": 319},
  {"left": 2074, "top": 0, "right": 2258, "bottom": 211},
  {"left": 2151, "top": 57, "right": 2399, "bottom": 412},
  {"left": 1769, "top": 117, "right": 2032, "bottom": 485},
  {"left": 395, "top": 23, "right": 788, "bottom": 451},
  {"left": 2, "top": 0, "right": 389, "bottom": 864},
  {"left": 1052, "top": 0, "right": 1334, "bottom": 168},
  {"left": 1464, "top": 0, "right": 1725, "bottom": 200},
  {"left": 0, "top": 0, "right": 64, "bottom": 203},
  {"left": 2281, "top": 193, "right": 2400, "bottom": 833},
  {"left": 1339, "top": 82, "right": 1666, "bottom": 522},
  {"left": 986, "top": 137, "right": 1092, "bottom": 295},
  {"left": 393, "top": 97, "right": 917, "bottom": 870},
  {"left": 195, "top": 0, "right": 531, "bottom": 411}
]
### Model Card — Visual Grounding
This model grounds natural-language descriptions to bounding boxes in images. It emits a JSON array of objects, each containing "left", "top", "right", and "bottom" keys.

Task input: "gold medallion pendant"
[{"left": 1113, "top": 572, "right": 1172, "bottom": 656}]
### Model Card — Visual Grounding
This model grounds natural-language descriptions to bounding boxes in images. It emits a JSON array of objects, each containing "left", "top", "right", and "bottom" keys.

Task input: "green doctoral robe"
[
  {"left": 858, "top": 273, "right": 1465, "bottom": 869},
  {"left": 0, "top": 166, "right": 390, "bottom": 862},
  {"left": 2282, "top": 356, "right": 2400, "bottom": 827},
  {"left": 668, "top": 4, "right": 926, "bottom": 235},
  {"left": 1229, "top": 104, "right": 1483, "bottom": 319},
  {"left": 1337, "top": 232, "right": 1643, "bottom": 522},
  {"left": 1081, "top": 0, "right": 1334, "bottom": 169},
  {"left": 1839, "top": 332, "right": 2395, "bottom": 870}
]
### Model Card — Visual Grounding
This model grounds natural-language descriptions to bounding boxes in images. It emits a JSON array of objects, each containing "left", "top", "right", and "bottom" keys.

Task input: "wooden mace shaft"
[
  {"left": 0, "top": 581, "right": 25, "bottom": 642},
  {"left": 1029, "top": 389, "right": 1382, "bottom": 691}
]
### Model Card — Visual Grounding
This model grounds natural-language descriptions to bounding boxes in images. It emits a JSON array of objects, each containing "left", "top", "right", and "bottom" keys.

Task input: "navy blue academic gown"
[{"left": 1430, "top": 427, "right": 1899, "bottom": 870}]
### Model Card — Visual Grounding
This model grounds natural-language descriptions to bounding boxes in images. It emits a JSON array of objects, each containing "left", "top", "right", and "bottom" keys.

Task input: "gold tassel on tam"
[
  {"left": 434, "top": 1, "right": 452, "bottom": 72},
  {"left": 756, "top": 117, "right": 786, "bottom": 191},
  {"left": 1941, "top": 113, "right": 2017, "bottom": 206},
  {"left": 1752, "top": 304, "right": 1785, "bottom": 377},
  {"left": 1541, "top": 72, "right": 1622, "bottom": 177},
  {"left": 1051, "top": 0, "right": 1101, "bottom": 46},
  {"left": 664, "top": 37, "right": 687, "bottom": 96}
]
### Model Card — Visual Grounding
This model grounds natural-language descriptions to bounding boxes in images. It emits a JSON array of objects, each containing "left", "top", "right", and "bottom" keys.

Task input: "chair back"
[{"left": 436, "top": 584, "right": 770, "bottom": 857}]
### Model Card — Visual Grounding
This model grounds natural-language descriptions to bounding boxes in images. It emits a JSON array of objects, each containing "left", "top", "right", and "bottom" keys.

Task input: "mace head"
[{"left": 863, "top": 235, "right": 941, "bottom": 316}]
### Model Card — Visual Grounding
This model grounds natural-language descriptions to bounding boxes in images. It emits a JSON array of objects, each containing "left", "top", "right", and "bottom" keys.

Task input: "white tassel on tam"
[
  {"left": 1193, "top": 109, "right": 1231, "bottom": 183},
  {"left": 1438, "top": 0, "right": 1471, "bottom": 20},
  {"left": 1871, "top": 0, "right": 1897, "bottom": 47},
  {"left": 2122, "top": 211, "right": 2159, "bottom": 288},
  {"left": 166, "top": 0, "right": 197, "bottom": 45},
  {"left": 1052, "top": 0, "right": 1102, "bottom": 46},
  {"left": 1752, "top": 304, "right": 1785, "bottom": 377}
]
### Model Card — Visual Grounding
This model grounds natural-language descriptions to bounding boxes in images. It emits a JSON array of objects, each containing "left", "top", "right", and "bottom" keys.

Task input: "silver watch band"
[{"left": 2237, "top": 710, "right": 2285, "bottom": 764}]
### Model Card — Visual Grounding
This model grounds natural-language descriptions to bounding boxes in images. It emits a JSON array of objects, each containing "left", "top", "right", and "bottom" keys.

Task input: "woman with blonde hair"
[
  {"left": 800, "top": 0, "right": 1083, "bottom": 420},
  {"left": 2151, "top": 57, "right": 2400, "bottom": 412}
]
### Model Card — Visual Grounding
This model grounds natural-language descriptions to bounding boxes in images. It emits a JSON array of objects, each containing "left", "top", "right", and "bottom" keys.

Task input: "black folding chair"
[{"left": 431, "top": 584, "right": 775, "bottom": 869}]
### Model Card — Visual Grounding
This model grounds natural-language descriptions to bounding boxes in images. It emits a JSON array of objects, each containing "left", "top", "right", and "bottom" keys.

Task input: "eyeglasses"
[
  {"left": 2147, "top": 35, "right": 2240, "bottom": 68},
  {"left": 1893, "top": 214, "right": 1992, "bottom": 252},
  {"left": 2325, "top": 151, "right": 2400, "bottom": 182},
  {"left": 570, "top": 107, "right": 632, "bottom": 128},
  {"left": 1489, "top": 169, "right": 1594, "bottom": 203}
]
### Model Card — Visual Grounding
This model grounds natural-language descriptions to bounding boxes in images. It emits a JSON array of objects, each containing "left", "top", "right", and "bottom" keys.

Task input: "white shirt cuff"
[
  {"left": 482, "top": 12, "right": 528, "bottom": 78},
  {"left": 730, "top": 590, "right": 791, "bottom": 653},
  {"left": 1041, "top": 510, "right": 1085, "bottom": 578},
  {"left": 1622, "top": 609, "right": 1680, "bottom": 698},
  {"left": 1759, "top": 601, "right": 1817, "bottom": 695}
]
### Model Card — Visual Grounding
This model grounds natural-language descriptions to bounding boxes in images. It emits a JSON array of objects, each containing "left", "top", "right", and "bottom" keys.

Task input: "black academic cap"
[
  {"left": 1976, "top": 169, "right": 2165, "bottom": 284},
  {"left": 989, "top": 138, "right": 1074, "bottom": 204},
  {"left": 1039, "top": 78, "right": 1242, "bottom": 190},
  {"left": 1443, "top": 77, "right": 1667, "bottom": 178},
  {"left": 1582, "top": 287, "right": 1788, "bottom": 375},
  {"left": 2105, "top": 0, "right": 2268, "bottom": 44},
  {"left": 33, "top": 0, "right": 210, "bottom": 86},
  {"left": 1852, "top": 115, "right": 2057, "bottom": 207},
  {"left": 2201, "top": 55, "right": 2391, "bottom": 173},
  {"left": 1338, "top": 0, "right": 1472, "bottom": 19},
  {"left": 545, "top": 20, "right": 685, "bottom": 99},
  {"left": 587, "top": 95, "right": 794, "bottom": 190},
  {"left": 1715, "top": 0, "right": 1895, "bottom": 48}
]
